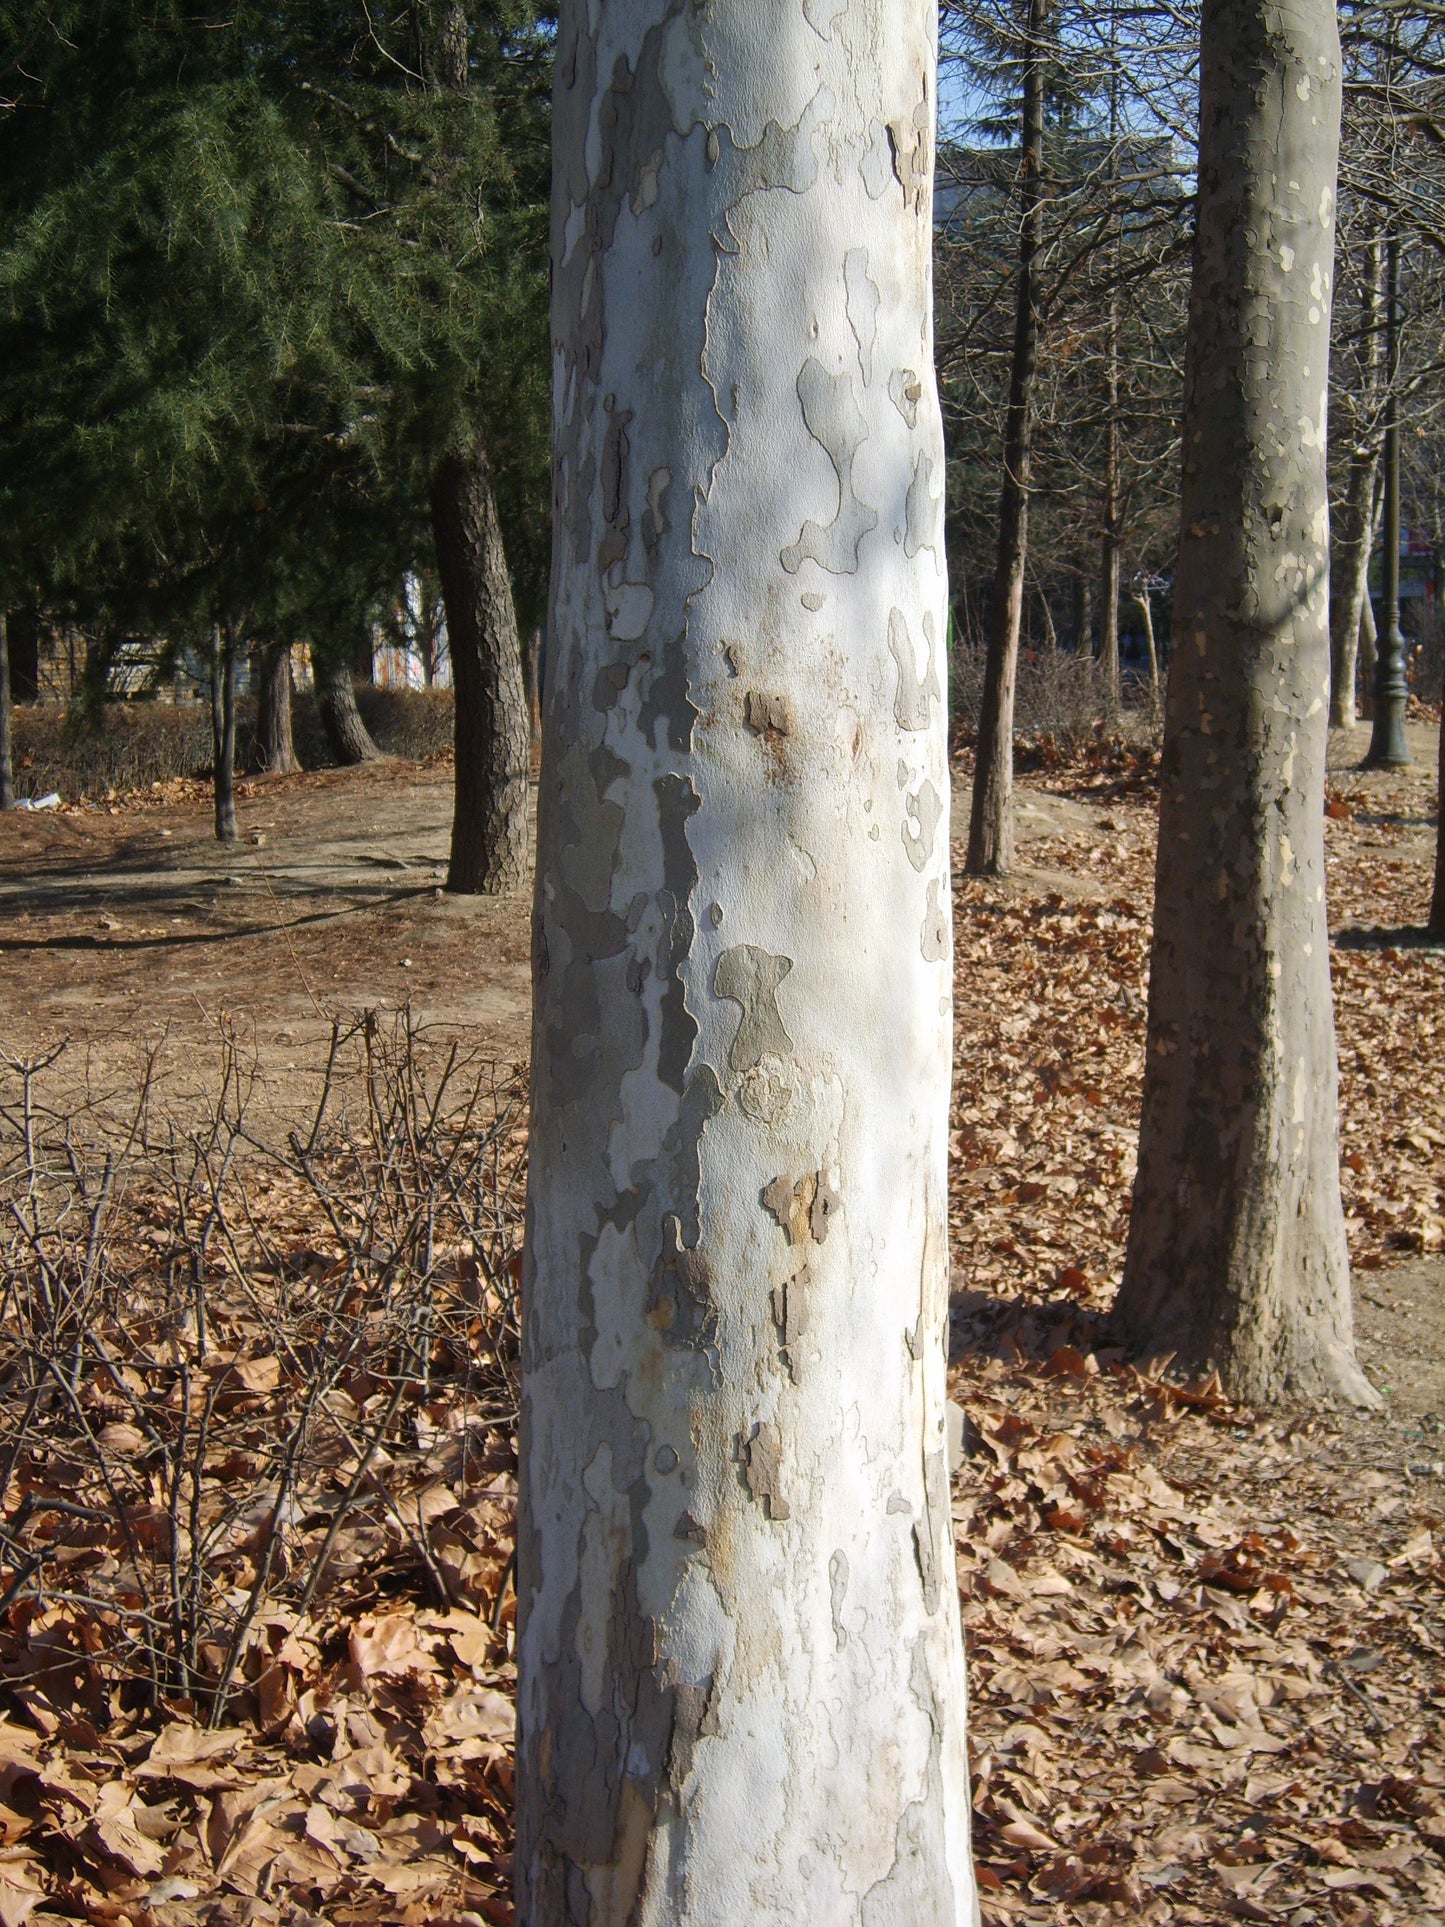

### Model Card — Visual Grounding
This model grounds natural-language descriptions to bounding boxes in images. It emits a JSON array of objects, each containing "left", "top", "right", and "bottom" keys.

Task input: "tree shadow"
[
  {"left": 0, "top": 885, "right": 437, "bottom": 953},
  {"left": 949, "top": 1283, "right": 1119, "bottom": 1368},
  {"left": 1333, "top": 923, "right": 1444, "bottom": 952}
]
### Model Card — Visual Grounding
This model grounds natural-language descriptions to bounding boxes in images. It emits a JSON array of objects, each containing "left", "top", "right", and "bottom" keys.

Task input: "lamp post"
[{"left": 1365, "top": 232, "right": 1411, "bottom": 766}]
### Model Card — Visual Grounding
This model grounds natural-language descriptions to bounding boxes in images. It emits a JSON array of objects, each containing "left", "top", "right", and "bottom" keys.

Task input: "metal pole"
[{"left": 1365, "top": 231, "right": 1411, "bottom": 766}]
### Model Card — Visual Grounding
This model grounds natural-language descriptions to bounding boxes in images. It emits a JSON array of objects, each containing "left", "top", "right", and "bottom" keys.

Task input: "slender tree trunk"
[
  {"left": 255, "top": 642, "right": 299, "bottom": 774},
  {"left": 966, "top": 0, "right": 1048, "bottom": 877},
  {"left": 317, "top": 654, "right": 382, "bottom": 765},
  {"left": 1112, "top": 0, "right": 1376, "bottom": 1408},
  {"left": 211, "top": 623, "right": 238, "bottom": 845},
  {"left": 1098, "top": 14, "right": 1123, "bottom": 721},
  {"left": 1358, "top": 583, "right": 1378, "bottom": 721},
  {"left": 520, "top": 5, "right": 976, "bottom": 1922},
  {"left": 430, "top": 448, "right": 530, "bottom": 893},
  {"left": 423, "top": 2, "right": 530, "bottom": 894},
  {"left": 1099, "top": 295, "right": 1122, "bottom": 718},
  {"left": 526, "top": 626, "right": 543, "bottom": 755},
  {"left": 1430, "top": 700, "right": 1445, "bottom": 937},
  {"left": 0, "top": 613, "right": 13, "bottom": 810},
  {"left": 1134, "top": 587, "right": 1161, "bottom": 718},
  {"left": 1330, "top": 445, "right": 1380, "bottom": 730},
  {"left": 1330, "top": 242, "right": 1384, "bottom": 730}
]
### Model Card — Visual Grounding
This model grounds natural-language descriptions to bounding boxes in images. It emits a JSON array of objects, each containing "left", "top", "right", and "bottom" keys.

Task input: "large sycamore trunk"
[
  {"left": 1113, "top": 0, "right": 1376, "bottom": 1408},
  {"left": 430, "top": 448, "right": 530, "bottom": 894},
  {"left": 518, "top": 5, "right": 976, "bottom": 1923}
]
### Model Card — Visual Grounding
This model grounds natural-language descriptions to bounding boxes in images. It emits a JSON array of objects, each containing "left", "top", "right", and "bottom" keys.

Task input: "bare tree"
[
  {"left": 967, "top": 0, "right": 1049, "bottom": 876},
  {"left": 1113, "top": 0, "right": 1378, "bottom": 1407},
  {"left": 519, "top": 3, "right": 976, "bottom": 1918}
]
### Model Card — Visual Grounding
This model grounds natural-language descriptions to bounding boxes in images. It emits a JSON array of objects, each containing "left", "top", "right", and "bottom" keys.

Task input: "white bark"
[{"left": 519, "top": 5, "right": 975, "bottom": 1923}]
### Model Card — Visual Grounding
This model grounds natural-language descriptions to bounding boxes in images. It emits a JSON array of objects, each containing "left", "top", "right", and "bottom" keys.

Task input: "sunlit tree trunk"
[
  {"left": 966, "top": 0, "right": 1048, "bottom": 877},
  {"left": 1330, "top": 241, "right": 1383, "bottom": 730},
  {"left": 1134, "top": 586, "right": 1161, "bottom": 718},
  {"left": 1114, "top": 0, "right": 1377, "bottom": 1407},
  {"left": 518, "top": 4, "right": 977, "bottom": 1922}
]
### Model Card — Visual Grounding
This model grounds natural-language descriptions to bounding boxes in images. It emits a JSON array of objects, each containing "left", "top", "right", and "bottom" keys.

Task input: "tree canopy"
[{"left": 0, "top": 0, "right": 551, "bottom": 673}]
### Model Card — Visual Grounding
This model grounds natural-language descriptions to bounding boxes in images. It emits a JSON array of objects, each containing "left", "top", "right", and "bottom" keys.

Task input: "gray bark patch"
[
  {"left": 903, "top": 781, "right": 942, "bottom": 873},
  {"left": 780, "top": 358, "right": 878, "bottom": 575},
  {"left": 742, "top": 1422, "right": 789, "bottom": 1520},
  {"left": 712, "top": 945, "right": 794, "bottom": 1073},
  {"left": 889, "top": 609, "right": 939, "bottom": 731}
]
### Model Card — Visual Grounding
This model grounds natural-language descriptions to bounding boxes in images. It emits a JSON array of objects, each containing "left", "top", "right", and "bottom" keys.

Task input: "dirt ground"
[
  {"left": 0, "top": 763, "right": 534, "bottom": 1110},
  {"left": 2, "top": 726, "right": 1441, "bottom": 1392},
  {"left": 3, "top": 720, "right": 1444, "bottom": 1925}
]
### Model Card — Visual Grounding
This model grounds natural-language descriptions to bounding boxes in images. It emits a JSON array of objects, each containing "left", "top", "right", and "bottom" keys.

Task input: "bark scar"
[{"left": 713, "top": 945, "right": 794, "bottom": 1072}]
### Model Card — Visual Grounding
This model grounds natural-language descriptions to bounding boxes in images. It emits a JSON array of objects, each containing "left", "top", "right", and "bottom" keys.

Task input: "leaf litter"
[{"left": 0, "top": 733, "right": 1440, "bottom": 1926}]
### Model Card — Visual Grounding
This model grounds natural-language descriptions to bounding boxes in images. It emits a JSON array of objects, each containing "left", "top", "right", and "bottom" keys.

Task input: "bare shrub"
[
  {"left": 951, "top": 640, "right": 1162, "bottom": 756},
  {"left": 0, "top": 1013, "right": 524, "bottom": 1727},
  {"left": 10, "top": 688, "right": 457, "bottom": 801}
]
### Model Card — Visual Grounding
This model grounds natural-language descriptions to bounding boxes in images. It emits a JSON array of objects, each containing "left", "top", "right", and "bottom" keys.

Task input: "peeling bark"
[
  {"left": 966, "top": 0, "right": 1047, "bottom": 879},
  {"left": 1113, "top": 0, "right": 1377, "bottom": 1408},
  {"left": 254, "top": 642, "right": 299, "bottom": 775},
  {"left": 519, "top": 5, "right": 976, "bottom": 1922}
]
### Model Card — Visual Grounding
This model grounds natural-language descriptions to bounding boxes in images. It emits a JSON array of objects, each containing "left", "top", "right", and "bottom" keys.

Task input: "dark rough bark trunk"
[
  {"left": 211, "top": 624, "right": 238, "bottom": 846},
  {"left": 255, "top": 642, "right": 299, "bottom": 774},
  {"left": 1112, "top": 0, "right": 1376, "bottom": 1408},
  {"left": 430, "top": 447, "right": 530, "bottom": 894},
  {"left": 0, "top": 613, "right": 13, "bottom": 810},
  {"left": 421, "top": 4, "right": 528, "bottom": 894},
  {"left": 966, "top": 0, "right": 1048, "bottom": 877},
  {"left": 1430, "top": 703, "right": 1445, "bottom": 937},
  {"left": 318, "top": 656, "right": 382, "bottom": 765}
]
